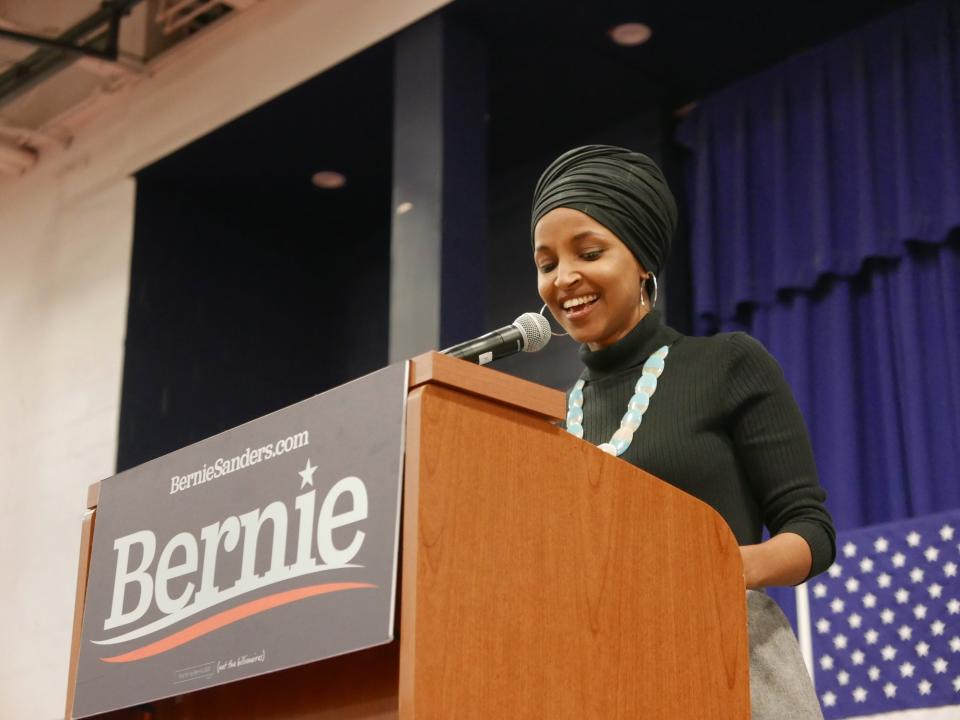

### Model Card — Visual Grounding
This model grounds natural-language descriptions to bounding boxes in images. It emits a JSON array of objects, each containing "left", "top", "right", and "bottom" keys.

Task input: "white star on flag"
[
  {"left": 916, "top": 641, "right": 930, "bottom": 657},
  {"left": 861, "top": 557, "right": 875, "bottom": 573},
  {"left": 817, "top": 618, "right": 831, "bottom": 634},
  {"left": 893, "top": 552, "right": 907, "bottom": 568},
  {"left": 877, "top": 572, "right": 891, "bottom": 588},
  {"left": 918, "top": 679, "right": 932, "bottom": 695},
  {"left": 829, "top": 563, "right": 844, "bottom": 578},
  {"left": 947, "top": 598, "right": 960, "bottom": 614},
  {"left": 913, "top": 604, "right": 928, "bottom": 620},
  {"left": 901, "top": 662, "right": 916, "bottom": 678},
  {"left": 933, "top": 658, "right": 948, "bottom": 674},
  {"left": 882, "top": 645, "right": 898, "bottom": 661},
  {"left": 911, "top": 567, "right": 925, "bottom": 583},
  {"left": 925, "top": 546, "right": 940, "bottom": 562},
  {"left": 865, "top": 629, "right": 879, "bottom": 644},
  {"left": 814, "top": 582, "right": 828, "bottom": 598},
  {"left": 907, "top": 532, "right": 922, "bottom": 547},
  {"left": 838, "top": 670, "right": 851, "bottom": 686},
  {"left": 875, "top": 537, "right": 890, "bottom": 553},
  {"left": 928, "top": 583, "right": 943, "bottom": 598},
  {"left": 846, "top": 578, "right": 861, "bottom": 593},
  {"left": 898, "top": 625, "right": 913, "bottom": 641},
  {"left": 883, "top": 682, "right": 897, "bottom": 698},
  {"left": 942, "top": 525, "right": 955, "bottom": 542},
  {"left": 931, "top": 620, "right": 946, "bottom": 636},
  {"left": 844, "top": 542, "right": 858, "bottom": 558},
  {"left": 950, "top": 636, "right": 960, "bottom": 653},
  {"left": 853, "top": 686, "right": 868, "bottom": 702},
  {"left": 945, "top": 561, "right": 958, "bottom": 578},
  {"left": 864, "top": 593, "right": 878, "bottom": 609},
  {"left": 848, "top": 613, "right": 863, "bottom": 628},
  {"left": 868, "top": 666, "right": 881, "bottom": 681},
  {"left": 895, "top": 588, "right": 910, "bottom": 604},
  {"left": 832, "top": 598, "right": 846, "bottom": 613}
]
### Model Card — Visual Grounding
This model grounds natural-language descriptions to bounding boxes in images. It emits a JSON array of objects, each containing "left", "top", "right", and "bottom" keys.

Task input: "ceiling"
[
  {"left": 0, "top": 0, "right": 251, "bottom": 177},
  {"left": 0, "top": 0, "right": 919, "bottom": 183}
]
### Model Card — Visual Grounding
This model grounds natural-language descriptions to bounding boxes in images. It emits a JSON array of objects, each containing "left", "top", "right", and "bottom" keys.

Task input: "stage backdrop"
[{"left": 675, "top": 0, "right": 960, "bottom": 693}]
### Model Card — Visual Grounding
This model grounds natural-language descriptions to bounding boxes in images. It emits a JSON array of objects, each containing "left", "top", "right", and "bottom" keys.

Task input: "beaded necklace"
[{"left": 565, "top": 345, "right": 670, "bottom": 456}]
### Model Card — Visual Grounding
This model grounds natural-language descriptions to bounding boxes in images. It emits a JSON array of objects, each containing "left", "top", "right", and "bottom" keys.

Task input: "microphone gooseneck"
[{"left": 441, "top": 312, "right": 551, "bottom": 365}]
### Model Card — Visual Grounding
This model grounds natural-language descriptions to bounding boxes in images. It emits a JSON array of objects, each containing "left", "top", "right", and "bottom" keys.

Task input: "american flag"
[{"left": 800, "top": 508, "right": 960, "bottom": 719}]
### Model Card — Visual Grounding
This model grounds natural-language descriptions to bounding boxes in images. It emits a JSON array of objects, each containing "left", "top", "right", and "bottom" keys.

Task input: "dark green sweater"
[{"left": 575, "top": 310, "right": 836, "bottom": 578}]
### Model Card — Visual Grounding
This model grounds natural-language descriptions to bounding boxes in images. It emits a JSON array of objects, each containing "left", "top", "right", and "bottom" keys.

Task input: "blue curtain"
[{"left": 675, "top": 0, "right": 960, "bottom": 539}]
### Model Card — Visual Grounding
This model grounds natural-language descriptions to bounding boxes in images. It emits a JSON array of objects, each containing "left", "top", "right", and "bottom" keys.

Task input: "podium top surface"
[{"left": 409, "top": 352, "right": 565, "bottom": 422}]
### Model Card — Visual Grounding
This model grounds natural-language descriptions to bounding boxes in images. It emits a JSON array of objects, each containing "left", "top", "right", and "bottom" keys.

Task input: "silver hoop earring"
[
  {"left": 540, "top": 304, "right": 569, "bottom": 337},
  {"left": 649, "top": 273, "right": 658, "bottom": 307}
]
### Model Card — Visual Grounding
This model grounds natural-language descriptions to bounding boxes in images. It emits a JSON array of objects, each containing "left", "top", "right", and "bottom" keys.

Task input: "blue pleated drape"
[{"left": 675, "top": 0, "right": 960, "bottom": 541}]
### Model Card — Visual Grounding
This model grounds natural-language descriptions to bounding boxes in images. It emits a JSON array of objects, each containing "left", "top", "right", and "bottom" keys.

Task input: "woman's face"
[{"left": 534, "top": 207, "right": 649, "bottom": 350}]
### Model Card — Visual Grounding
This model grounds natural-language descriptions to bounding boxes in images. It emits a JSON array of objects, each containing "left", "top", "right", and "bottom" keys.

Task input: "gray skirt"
[{"left": 748, "top": 590, "right": 823, "bottom": 720}]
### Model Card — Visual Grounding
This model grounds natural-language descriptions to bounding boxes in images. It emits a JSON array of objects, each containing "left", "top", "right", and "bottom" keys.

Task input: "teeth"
[{"left": 563, "top": 294, "right": 597, "bottom": 309}]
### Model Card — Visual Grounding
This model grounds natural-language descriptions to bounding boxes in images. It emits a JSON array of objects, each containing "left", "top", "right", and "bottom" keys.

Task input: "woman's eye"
[
  {"left": 538, "top": 262, "right": 557, "bottom": 274},
  {"left": 582, "top": 250, "right": 603, "bottom": 261}
]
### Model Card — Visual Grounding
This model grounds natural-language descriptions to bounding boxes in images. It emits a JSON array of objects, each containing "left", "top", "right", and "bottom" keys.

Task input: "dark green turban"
[{"left": 531, "top": 145, "right": 677, "bottom": 275}]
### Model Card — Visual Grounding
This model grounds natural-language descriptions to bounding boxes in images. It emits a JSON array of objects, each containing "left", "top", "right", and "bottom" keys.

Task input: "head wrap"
[{"left": 531, "top": 145, "right": 677, "bottom": 276}]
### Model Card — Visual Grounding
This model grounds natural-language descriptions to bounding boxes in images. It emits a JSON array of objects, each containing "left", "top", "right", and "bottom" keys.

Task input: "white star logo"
[
  {"left": 864, "top": 629, "right": 879, "bottom": 645},
  {"left": 298, "top": 458, "right": 317, "bottom": 489},
  {"left": 916, "top": 641, "right": 930, "bottom": 657},
  {"left": 828, "top": 563, "right": 843, "bottom": 578},
  {"left": 941, "top": 525, "right": 955, "bottom": 542},
  {"left": 868, "top": 665, "right": 881, "bottom": 681},
  {"left": 883, "top": 682, "right": 897, "bottom": 698},
  {"left": 907, "top": 531, "right": 921, "bottom": 547},
  {"left": 933, "top": 657, "right": 949, "bottom": 674},
  {"left": 816, "top": 618, "right": 831, "bottom": 634},
  {"left": 877, "top": 572, "right": 891, "bottom": 588},
  {"left": 843, "top": 542, "right": 858, "bottom": 558},
  {"left": 898, "top": 625, "right": 913, "bottom": 641},
  {"left": 848, "top": 613, "right": 863, "bottom": 629},
  {"left": 851, "top": 650, "right": 865, "bottom": 666},
  {"left": 881, "top": 645, "right": 898, "bottom": 661},
  {"left": 948, "top": 598, "right": 960, "bottom": 615},
  {"left": 895, "top": 588, "right": 910, "bottom": 604},
  {"left": 924, "top": 546, "right": 940, "bottom": 562},
  {"left": 900, "top": 662, "right": 915, "bottom": 678},
  {"left": 892, "top": 552, "right": 907, "bottom": 568},
  {"left": 918, "top": 679, "right": 932, "bottom": 695},
  {"left": 837, "top": 670, "right": 850, "bottom": 686},
  {"left": 852, "top": 686, "right": 867, "bottom": 703},
  {"left": 946, "top": 561, "right": 958, "bottom": 578},
  {"left": 874, "top": 536, "right": 889, "bottom": 553},
  {"left": 860, "top": 557, "right": 875, "bottom": 573},
  {"left": 932, "top": 620, "right": 946, "bottom": 636},
  {"left": 910, "top": 567, "right": 925, "bottom": 583},
  {"left": 813, "top": 582, "right": 828, "bottom": 598},
  {"left": 821, "top": 691, "right": 837, "bottom": 707}
]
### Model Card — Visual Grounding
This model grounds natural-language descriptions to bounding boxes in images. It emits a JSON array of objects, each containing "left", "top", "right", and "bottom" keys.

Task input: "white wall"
[{"left": 0, "top": 1, "right": 448, "bottom": 717}]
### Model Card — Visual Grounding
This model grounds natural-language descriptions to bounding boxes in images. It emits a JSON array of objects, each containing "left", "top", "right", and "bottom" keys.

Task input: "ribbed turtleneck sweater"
[{"left": 575, "top": 310, "right": 836, "bottom": 578}]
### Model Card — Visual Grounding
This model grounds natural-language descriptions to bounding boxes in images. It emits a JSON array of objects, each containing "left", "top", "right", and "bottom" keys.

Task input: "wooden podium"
[{"left": 67, "top": 352, "right": 750, "bottom": 719}]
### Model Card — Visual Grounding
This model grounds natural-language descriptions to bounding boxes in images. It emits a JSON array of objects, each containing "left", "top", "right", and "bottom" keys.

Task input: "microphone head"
[{"left": 513, "top": 312, "right": 551, "bottom": 352}]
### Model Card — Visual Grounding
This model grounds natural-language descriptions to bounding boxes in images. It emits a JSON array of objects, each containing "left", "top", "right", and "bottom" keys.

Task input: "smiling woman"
[{"left": 530, "top": 145, "right": 836, "bottom": 720}]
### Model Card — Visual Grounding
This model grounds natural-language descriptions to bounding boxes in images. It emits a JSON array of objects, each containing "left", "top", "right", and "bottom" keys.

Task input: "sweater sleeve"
[{"left": 723, "top": 332, "right": 837, "bottom": 580}]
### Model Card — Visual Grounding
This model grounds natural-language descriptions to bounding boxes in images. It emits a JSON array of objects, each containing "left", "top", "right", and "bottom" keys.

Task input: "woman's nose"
[{"left": 555, "top": 263, "right": 580, "bottom": 288}]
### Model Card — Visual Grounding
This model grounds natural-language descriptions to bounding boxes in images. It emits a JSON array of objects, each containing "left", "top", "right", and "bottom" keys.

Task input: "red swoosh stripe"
[{"left": 100, "top": 582, "right": 376, "bottom": 663}]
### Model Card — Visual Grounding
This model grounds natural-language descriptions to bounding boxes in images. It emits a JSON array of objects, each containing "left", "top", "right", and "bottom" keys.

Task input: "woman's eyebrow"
[{"left": 572, "top": 231, "right": 606, "bottom": 242}]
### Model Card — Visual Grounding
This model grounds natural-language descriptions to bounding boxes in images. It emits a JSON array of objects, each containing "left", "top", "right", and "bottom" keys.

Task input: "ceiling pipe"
[{"left": 0, "top": 0, "right": 145, "bottom": 107}]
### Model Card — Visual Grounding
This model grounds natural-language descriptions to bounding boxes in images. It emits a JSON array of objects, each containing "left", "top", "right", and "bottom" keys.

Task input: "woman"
[{"left": 531, "top": 145, "right": 836, "bottom": 719}]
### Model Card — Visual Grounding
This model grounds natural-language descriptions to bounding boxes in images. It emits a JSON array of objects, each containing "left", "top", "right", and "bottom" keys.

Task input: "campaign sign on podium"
[{"left": 72, "top": 363, "right": 408, "bottom": 718}]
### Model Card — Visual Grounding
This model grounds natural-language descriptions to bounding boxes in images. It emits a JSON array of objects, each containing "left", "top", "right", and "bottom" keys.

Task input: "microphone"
[{"left": 441, "top": 312, "right": 551, "bottom": 365}]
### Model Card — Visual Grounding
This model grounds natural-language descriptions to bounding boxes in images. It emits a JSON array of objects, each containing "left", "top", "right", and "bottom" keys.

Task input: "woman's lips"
[{"left": 563, "top": 296, "right": 598, "bottom": 320}]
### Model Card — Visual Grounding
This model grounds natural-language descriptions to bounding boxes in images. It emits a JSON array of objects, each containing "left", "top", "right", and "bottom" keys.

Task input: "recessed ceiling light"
[
  {"left": 609, "top": 23, "right": 652, "bottom": 47},
  {"left": 311, "top": 171, "right": 346, "bottom": 189}
]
